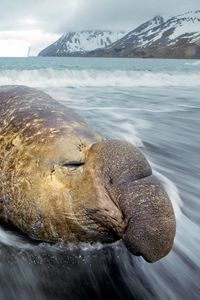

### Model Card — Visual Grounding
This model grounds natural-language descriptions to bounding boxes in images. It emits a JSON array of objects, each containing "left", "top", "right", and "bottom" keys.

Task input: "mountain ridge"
[
  {"left": 38, "top": 30, "right": 126, "bottom": 57},
  {"left": 88, "top": 10, "right": 200, "bottom": 58}
]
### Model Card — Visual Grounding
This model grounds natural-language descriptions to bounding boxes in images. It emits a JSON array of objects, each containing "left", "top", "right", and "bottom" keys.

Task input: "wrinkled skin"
[{"left": 0, "top": 86, "right": 176, "bottom": 262}]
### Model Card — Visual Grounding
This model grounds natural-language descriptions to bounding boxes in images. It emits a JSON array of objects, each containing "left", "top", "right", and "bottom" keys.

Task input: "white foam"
[
  {"left": 0, "top": 68, "right": 200, "bottom": 88},
  {"left": 72, "top": 106, "right": 185, "bottom": 113},
  {"left": 0, "top": 227, "right": 34, "bottom": 249},
  {"left": 114, "top": 121, "right": 144, "bottom": 147},
  {"left": 185, "top": 60, "right": 200, "bottom": 66},
  {"left": 93, "top": 109, "right": 147, "bottom": 147}
]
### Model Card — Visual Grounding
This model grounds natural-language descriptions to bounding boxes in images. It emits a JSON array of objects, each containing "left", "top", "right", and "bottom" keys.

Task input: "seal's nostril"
[
  {"left": 109, "top": 177, "right": 113, "bottom": 185},
  {"left": 61, "top": 161, "right": 85, "bottom": 168}
]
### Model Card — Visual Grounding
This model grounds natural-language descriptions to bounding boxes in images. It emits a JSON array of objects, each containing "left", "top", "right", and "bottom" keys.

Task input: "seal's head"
[{"left": 34, "top": 138, "right": 175, "bottom": 263}]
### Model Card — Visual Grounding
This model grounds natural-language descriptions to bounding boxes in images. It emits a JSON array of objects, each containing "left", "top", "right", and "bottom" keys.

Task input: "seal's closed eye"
[{"left": 61, "top": 161, "right": 85, "bottom": 168}]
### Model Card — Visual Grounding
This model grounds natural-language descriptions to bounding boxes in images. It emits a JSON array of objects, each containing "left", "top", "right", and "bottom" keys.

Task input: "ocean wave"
[
  {"left": 185, "top": 61, "right": 200, "bottom": 66},
  {"left": 0, "top": 68, "right": 200, "bottom": 87}
]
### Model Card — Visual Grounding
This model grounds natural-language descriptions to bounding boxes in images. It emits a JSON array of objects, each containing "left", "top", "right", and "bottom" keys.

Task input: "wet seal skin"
[{"left": 0, "top": 85, "right": 176, "bottom": 262}]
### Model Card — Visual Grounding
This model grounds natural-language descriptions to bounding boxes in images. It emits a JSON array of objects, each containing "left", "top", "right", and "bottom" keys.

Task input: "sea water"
[{"left": 0, "top": 57, "right": 199, "bottom": 300}]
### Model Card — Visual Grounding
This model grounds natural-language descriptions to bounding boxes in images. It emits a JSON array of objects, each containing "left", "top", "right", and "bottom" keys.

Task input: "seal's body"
[{"left": 0, "top": 86, "right": 176, "bottom": 262}]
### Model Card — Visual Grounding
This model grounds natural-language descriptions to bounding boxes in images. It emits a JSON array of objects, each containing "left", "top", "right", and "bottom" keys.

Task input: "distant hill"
[
  {"left": 38, "top": 30, "right": 126, "bottom": 57},
  {"left": 38, "top": 10, "right": 200, "bottom": 59},
  {"left": 88, "top": 10, "right": 200, "bottom": 59}
]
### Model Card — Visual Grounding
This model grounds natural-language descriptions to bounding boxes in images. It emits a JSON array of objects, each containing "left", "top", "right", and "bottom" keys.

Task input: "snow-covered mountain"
[
  {"left": 88, "top": 10, "right": 200, "bottom": 58},
  {"left": 38, "top": 30, "right": 126, "bottom": 56},
  {"left": 38, "top": 11, "right": 200, "bottom": 58}
]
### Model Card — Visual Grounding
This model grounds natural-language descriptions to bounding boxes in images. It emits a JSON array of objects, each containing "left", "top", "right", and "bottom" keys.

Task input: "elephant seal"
[{"left": 0, "top": 85, "right": 176, "bottom": 262}]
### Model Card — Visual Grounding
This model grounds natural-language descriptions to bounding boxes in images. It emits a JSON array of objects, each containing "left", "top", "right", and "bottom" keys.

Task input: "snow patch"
[{"left": 54, "top": 31, "right": 126, "bottom": 53}]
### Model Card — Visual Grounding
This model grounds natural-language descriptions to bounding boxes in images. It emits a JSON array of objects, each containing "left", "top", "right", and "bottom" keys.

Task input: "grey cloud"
[
  {"left": 0, "top": 0, "right": 199, "bottom": 33},
  {"left": 66, "top": 0, "right": 200, "bottom": 31},
  {"left": 0, "top": 0, "right": 75, "bottom": 32}
]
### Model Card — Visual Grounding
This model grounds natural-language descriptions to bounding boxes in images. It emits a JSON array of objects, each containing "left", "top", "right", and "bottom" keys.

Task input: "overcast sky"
[{"left": 0, "top": 0, "right": 199, "bottom": 55}]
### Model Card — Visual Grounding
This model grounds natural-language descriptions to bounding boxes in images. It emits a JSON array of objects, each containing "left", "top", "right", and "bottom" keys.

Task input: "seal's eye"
[{"left": 61, "top": 161, "right": 85, "bottom": 168}]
